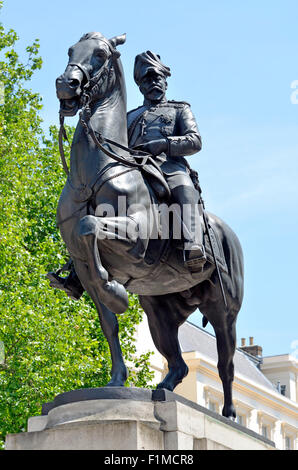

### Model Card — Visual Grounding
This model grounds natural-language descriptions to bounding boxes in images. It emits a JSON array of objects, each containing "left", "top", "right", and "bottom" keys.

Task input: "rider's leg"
[{"left": 167, "top": 173, "right": 206, "bottom": 272}]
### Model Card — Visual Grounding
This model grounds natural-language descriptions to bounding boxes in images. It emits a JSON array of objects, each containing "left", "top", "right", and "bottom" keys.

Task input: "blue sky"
[{"left": 1, "top": 0, "right": 298, "bottom": 356}]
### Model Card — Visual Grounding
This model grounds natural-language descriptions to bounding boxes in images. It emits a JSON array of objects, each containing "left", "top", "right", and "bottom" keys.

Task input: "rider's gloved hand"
[{"left": 133, "top": 138, "right": 168, "bottom": 156}]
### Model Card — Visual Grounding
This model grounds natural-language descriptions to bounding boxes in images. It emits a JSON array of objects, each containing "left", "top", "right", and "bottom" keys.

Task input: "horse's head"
[{"left": 56, "top": 32, "right": 126, "bottom": 117}]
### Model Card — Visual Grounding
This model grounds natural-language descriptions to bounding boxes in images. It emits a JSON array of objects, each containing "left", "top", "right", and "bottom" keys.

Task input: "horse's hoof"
[
  {"left": 156, "top": 364, "right": 189, "bottom": 392},
  {"left": 222, "top": 404, "right": 236, "bottom": 420},
  {"left": 105, "top": 366, "right": 128, "bottom": 387},
  {"left": 156, "top": 382, "right": 175, "bottom": 392},
  {"left": 102, "top": 280, "right": 129, "bottom": 314},
  {"left": 105, "top": 380, "right": 125, "bottom": 387}
]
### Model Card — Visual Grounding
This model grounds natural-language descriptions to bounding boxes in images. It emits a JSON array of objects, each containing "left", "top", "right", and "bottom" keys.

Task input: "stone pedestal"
[{"left": 5, "top": 388, "right": 276, "bottom": 450}]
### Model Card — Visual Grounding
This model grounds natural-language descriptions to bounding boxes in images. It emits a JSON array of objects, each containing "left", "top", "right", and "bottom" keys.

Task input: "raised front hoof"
[
  {"left": 222, "top": 404, "right": 236, "bottom": 420},
  {"left": 102, "top": 280, "right": 129, "bottom": 314},
  {"left": 156, "top": 365, "right": 189, "bottom": 392}
]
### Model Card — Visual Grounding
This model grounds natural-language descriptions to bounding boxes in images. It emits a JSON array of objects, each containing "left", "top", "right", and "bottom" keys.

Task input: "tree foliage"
[{"left": 0, "top": 4, "right": 153, "bottom": 449}]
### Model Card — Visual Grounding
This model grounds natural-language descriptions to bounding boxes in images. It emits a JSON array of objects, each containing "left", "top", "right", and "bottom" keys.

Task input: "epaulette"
[{"left": 167, "top": 100, "right": 191, "bottom": 107}]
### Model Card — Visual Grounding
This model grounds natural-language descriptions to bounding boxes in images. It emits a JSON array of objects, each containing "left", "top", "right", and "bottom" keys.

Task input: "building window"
[
  {"left": 234, "top": 401, "right": 252, "bottom": 428},
  {"left": 285, "top": 436, "right": 292, "bottom": 450},
  {"left": 261, "top": 425, "right": 269, "bottom": 439},
  {"left": 257, "top": 412, "right": 276, "bottom": 442},
  {"left": 208, "top": 401, "right": 217, "bottom": 413},
  {"left": 281, "top": 423, "right": 297, "bottom": 451},
  {"left": 204, "top": 386, "right": 223, "bottom": 415},
  {"left": 236, "top": 414, "right": 244, "bottom": 426}
]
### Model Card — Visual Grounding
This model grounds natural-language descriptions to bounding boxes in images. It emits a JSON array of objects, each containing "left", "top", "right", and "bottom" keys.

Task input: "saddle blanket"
[{"left": 203, "top": 220, "right": 228, "bottom": 273}]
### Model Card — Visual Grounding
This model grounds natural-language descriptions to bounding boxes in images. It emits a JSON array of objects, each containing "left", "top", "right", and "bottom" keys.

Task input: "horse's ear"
[{"left": 109, "top": 33, "right": 126, "bottom": 49}]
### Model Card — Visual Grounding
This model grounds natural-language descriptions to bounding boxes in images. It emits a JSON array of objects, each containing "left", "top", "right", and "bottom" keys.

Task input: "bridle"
[
  {"left": 58, "top": 43, "right": 154, "bottom": 177},
  {"left": 57, "top": 45, "right": 167, "bottom": 230}
]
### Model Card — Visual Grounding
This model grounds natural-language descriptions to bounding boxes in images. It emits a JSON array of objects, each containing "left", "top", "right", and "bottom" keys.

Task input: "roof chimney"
[{"left": 239, "top": 337, "right": 263, "bottom": 358}]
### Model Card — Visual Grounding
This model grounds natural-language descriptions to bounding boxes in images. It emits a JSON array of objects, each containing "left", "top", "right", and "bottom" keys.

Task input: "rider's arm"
[{"left": 167, "top": 104, "right": 202, "bottom": 157}]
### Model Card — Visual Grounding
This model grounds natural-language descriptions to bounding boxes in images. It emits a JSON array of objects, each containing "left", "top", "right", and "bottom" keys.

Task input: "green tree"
[{"left": 0, "top": 3, "right": 153, "bottom": 449}]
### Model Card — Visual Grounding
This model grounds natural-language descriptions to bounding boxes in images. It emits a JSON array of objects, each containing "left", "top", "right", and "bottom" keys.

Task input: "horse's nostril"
[{"left": 68, "top": 78, "right": 80, "bottom": 88}]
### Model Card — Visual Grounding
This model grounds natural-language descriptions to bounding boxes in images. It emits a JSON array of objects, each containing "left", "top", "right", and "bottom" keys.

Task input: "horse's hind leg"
[
  {"left": 199, "top": 293, "right": 238, "bottom": 419},
  {"left": 212, "top": 308, "right": 237, "bottom": 419},
  {"left": 139, "top": 293, "right": 195, "bottom": 391},
  {"left": 73, "top": 258, "right": 128, "bottom": 386}
]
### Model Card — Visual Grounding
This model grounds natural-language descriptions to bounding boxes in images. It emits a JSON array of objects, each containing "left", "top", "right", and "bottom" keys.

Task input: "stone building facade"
[{"left": 135, "top": 318, "right": 298, "bottom": 450}]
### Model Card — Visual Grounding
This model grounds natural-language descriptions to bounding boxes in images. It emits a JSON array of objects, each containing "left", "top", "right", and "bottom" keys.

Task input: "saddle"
[
  {"left": 143, "top": 210, "right": 228, "bottom": 273},
  {"left": 139, "top": 164, "right": 227, "bottom": 273},
  {"left": 139, "top": 154, "right": 171, "bottom": 201}
]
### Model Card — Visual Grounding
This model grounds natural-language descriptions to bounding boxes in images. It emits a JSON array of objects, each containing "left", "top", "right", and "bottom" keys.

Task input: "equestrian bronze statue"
[{"left": 49, "top": 32, "right": 244, "bottom": 420}]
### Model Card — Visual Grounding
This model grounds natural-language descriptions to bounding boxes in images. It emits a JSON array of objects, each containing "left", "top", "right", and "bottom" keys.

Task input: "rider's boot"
[
  {"left": 47, "top": 260, "right": 84, "bottom": 300},
  {"left": 170, "top": 185, "right": 207, "bottom": 273},
  {"left": 183, "top": 206, "right": 207, "bottom": 272}
]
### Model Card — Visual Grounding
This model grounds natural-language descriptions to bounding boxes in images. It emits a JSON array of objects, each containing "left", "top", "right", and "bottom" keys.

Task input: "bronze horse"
[{"left": 54, "top": 32, "right": 244, "bottom": 419}]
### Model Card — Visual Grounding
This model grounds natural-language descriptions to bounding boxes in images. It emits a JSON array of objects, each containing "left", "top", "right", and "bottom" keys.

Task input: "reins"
[
  {"left": 79, "top": 106, "right": 151, "bottom": 168},
  {"left": 58, "top": 51, "right": 155, "bottom": 176},
  {"left": 56, "top": 58, "right": 160, "bottom": 227},
  {"left": 58, "top": 108, "right": 155, "bottom": 176},
  {"left": 58, "top": 113, "right": 70, "bottom": 176}
]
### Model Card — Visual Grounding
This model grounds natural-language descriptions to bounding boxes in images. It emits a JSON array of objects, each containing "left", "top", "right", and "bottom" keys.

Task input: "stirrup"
[
  {"left": 47, "top": 271, "right": 83, "bottom": 301},
  {"left": 184, "top": 245, "right": 207, "bottom": 272}
]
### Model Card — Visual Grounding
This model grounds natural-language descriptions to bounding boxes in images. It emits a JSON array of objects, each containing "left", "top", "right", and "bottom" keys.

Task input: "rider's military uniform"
[
  {"left": 128, "top": 99, "right": 201, "bottom": 177},
  {"left": 127, "top": 99, "right": 204, "bottom": 255}
]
